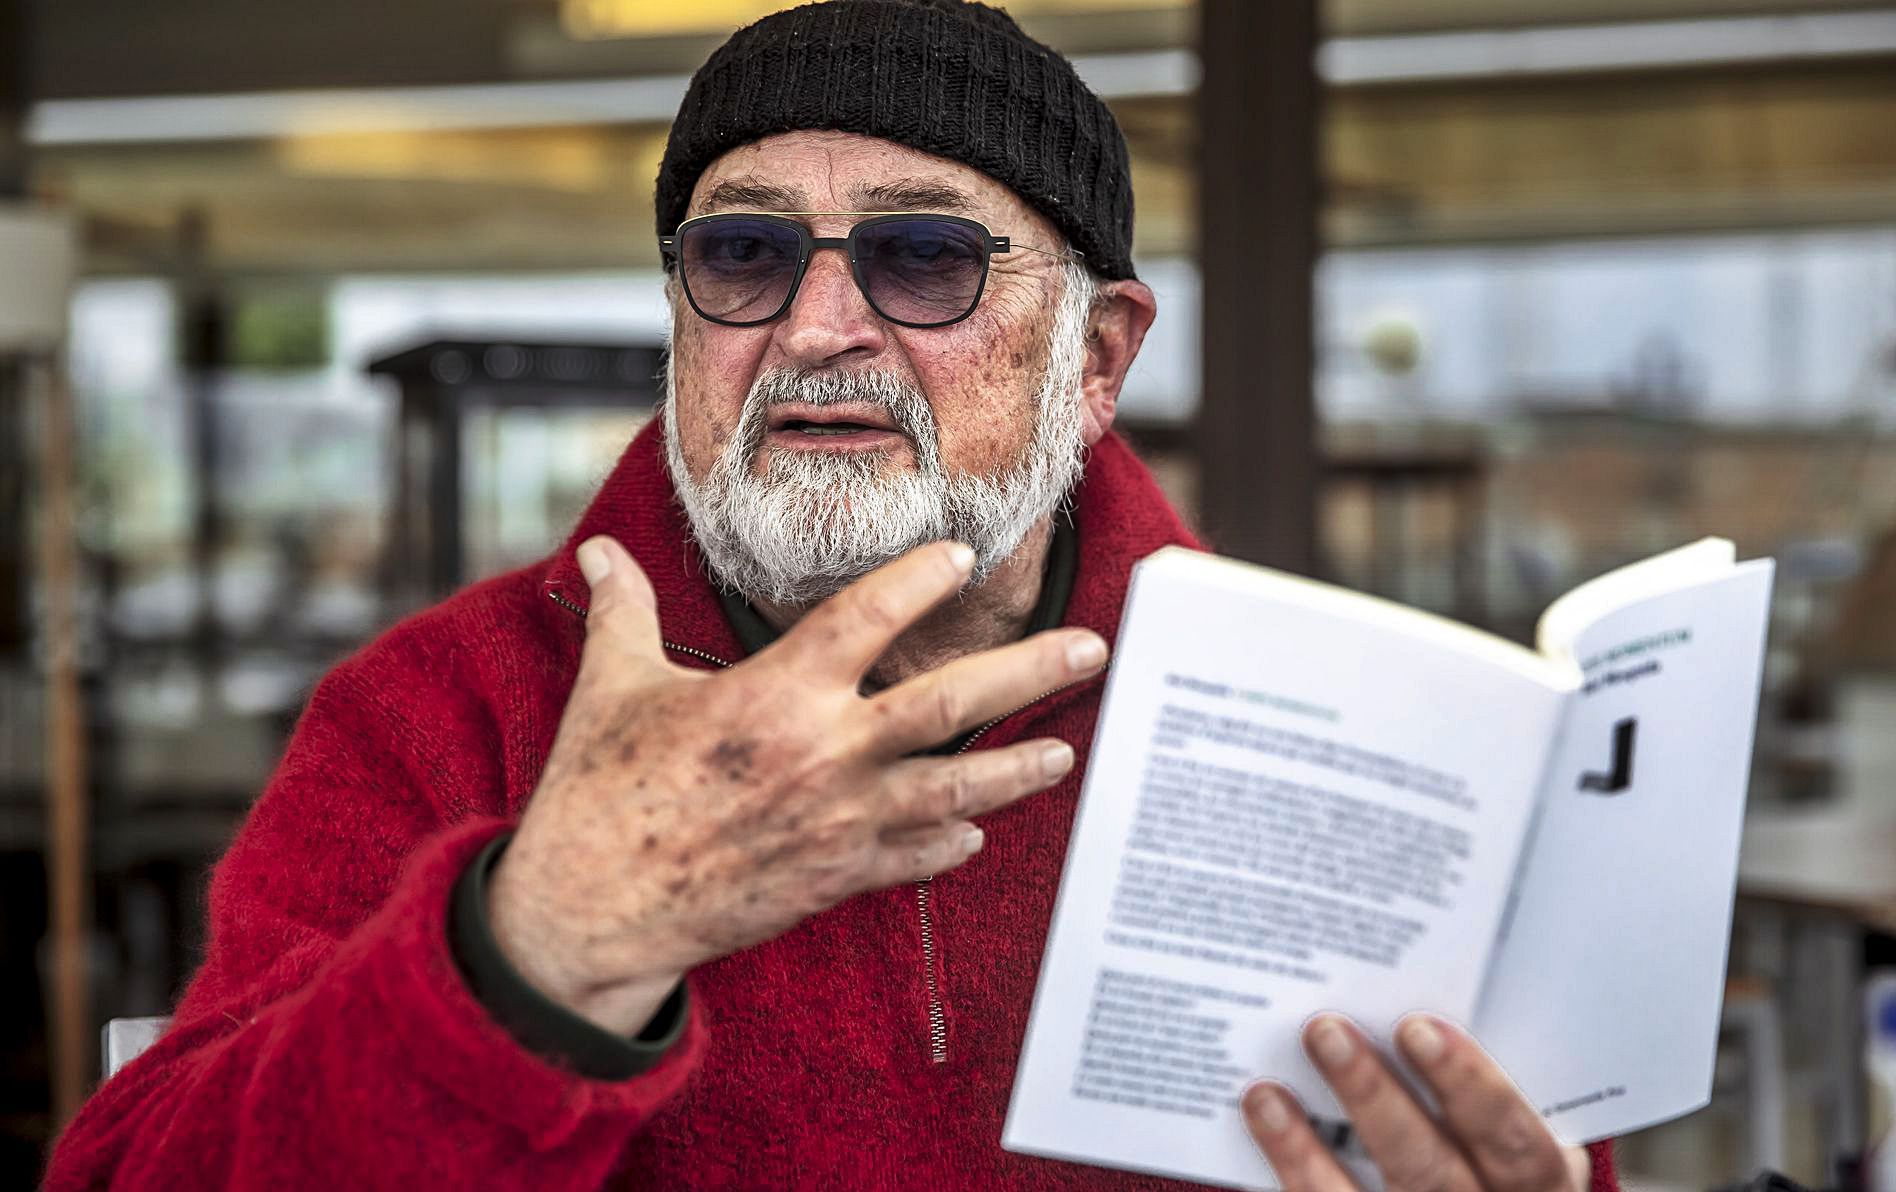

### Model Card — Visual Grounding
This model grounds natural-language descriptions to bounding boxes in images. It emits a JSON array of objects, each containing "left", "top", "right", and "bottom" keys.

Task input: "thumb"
[{"left": 575, "top": 535, "right": 666, "bottom": 666}]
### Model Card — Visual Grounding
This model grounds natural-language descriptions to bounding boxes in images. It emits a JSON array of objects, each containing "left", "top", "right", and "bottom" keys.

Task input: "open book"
[{"left": 1004, "top": 539, "right": 1775, "bottom": 1188}]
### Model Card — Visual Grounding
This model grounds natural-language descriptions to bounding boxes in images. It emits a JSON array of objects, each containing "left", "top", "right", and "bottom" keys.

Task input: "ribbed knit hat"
[{"left": 655, "top": 0, "right": 1135, "bottom": 280}]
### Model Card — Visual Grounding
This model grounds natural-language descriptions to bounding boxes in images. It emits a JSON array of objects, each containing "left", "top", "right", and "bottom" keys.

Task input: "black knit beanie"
[{"left": 655, "top": 0, "right": 1135, "bottom": 280}]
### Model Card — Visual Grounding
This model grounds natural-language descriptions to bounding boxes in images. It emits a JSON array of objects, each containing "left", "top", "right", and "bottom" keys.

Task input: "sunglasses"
[{"left": 659, "top": 211, "right": 1082, "bottom": 329}]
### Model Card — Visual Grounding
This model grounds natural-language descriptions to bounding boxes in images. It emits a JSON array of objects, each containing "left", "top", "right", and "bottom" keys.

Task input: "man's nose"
[{"left": 773, "top": 247, "right": 888, "bottom": 367}]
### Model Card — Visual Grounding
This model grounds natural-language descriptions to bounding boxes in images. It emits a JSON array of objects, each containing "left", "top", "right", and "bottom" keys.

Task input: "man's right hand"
[{"left": 487, "top": 535, "right": 1108, "bottom": 1036}]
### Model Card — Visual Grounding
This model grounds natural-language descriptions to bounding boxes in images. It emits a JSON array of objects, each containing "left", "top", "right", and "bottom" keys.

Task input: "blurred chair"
[
  {"left": 366, "top": 340, "right": 663, "bottom": 606},
  {"left": 101, "top": 1016, "right": 171, "bottom": 1081},
  {"left": 1717, "top": 976, "right": 1788, "bottom": 1173}
]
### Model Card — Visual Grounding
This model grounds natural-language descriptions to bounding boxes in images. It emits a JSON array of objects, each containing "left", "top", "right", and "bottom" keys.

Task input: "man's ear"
[{"left": 1079, "top": 279, "right": 1158, "bottom": 446}]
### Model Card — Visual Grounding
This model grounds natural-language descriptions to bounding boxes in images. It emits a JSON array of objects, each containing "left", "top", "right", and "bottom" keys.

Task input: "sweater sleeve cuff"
[
  {"left": 359, "top": 818, "right": 702, "bottom": 1150},
  {"left": 449, "top": 831, "right": 688, "bottom": 1081}
]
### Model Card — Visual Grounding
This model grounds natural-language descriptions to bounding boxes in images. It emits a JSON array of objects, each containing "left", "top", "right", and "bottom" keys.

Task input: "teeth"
[{"left": 797, "top": 424, "right": 874, "bottom": 435}]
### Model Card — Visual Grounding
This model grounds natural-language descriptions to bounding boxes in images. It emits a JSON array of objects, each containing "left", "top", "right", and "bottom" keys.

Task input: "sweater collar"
[{"left": 538, "top": 417, "right": 1203, "bottom": 663}]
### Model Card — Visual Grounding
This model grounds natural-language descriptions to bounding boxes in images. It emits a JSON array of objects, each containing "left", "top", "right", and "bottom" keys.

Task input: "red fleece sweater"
[{"left": 47, "top": 424, "right": 1619, "bottom": 1189}]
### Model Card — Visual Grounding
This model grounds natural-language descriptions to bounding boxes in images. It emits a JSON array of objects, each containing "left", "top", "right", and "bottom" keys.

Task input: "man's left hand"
[{"left": 1241, "top": 1014, "right": 1591, "bottom": 1192}]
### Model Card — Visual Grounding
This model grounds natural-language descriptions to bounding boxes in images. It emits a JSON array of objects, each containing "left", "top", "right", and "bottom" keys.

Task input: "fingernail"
[
  {"left": 946, "top": 542, "right": 976, "bottom": 572},
  {"left": 960, "top": 826, "right": 985, "bottom": 855},
  {"left": 1310, "top": 1016, "right": 1355, "bottom": 1070},
  {"left": 1243, "top": 1084, "right": 1292, "bottom": 1134},
  {"left": 1040, "top": 741, "right": 1076, "bottom": 779},
  {"left": 1067, "top": 633, "right": 1108, "bottom": 672},
  {"left": 578, "top": 540, "right": 611, "bottom": 586},
  {"left": 1400, "top": 1015, "right": 1446, "bottom": 1064}
]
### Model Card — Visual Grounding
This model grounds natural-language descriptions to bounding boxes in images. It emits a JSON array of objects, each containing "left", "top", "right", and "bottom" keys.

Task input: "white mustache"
[{"left": 736, "top": 370, "right": 939, "bottom": 469}]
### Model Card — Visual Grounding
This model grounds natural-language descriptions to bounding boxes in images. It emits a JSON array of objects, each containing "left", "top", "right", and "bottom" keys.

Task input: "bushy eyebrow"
[
  {"left": 847, "top": 179, "right": 981, "bottom": 215},
  {"left": 698, "top": 178, "right": 806, "bottom": 212},
  {"left": 696, "top": 175, "right": 982, "bottom": 216}
]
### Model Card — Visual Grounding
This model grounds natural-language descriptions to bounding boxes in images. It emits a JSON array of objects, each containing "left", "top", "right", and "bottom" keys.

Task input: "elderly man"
[{"left": 50, "top": 1, "right": 1616, "bottom": 1188}]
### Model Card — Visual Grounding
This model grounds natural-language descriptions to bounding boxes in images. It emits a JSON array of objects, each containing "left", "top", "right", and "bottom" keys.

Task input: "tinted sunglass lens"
[
  {"left": 679, "top": 219, "right": 803, "bottom": 324},
  {"left": 857, "top": 219, "right": 987, "bottom": 326}
]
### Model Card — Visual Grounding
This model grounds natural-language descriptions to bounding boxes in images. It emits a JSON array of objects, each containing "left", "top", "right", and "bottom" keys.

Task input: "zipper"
[
  {"left": 546, "top": 587, "right": 735, "bottom": 669},
  {"left": 545, "top": 584, "right": 1091, "bottom": 1069},
  {"left": 914, "top": 713, "right": 1010, "bottom": 1066},
  {"left": 915, "top": 877, "right": 949, "bottom": 1064},
  {"left": 547, "top": 587, "right": 587, "bottom": 618},
  {"left": 915, "top": 678, "right": 1095, "bottom": 1065},
  {"left": 659, "top": 642, "right": 734, "bottom": 668}
]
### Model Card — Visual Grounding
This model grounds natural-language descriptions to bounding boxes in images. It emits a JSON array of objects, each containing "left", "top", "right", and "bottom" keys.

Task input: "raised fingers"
[
  {"left": 862, "top": 627, "right": 1108, "bottom": 756},
  {"left": 1393, "top": 1015, "right": 1583, "bottom": 1191},
  {"left": 880, "top": 738, "right": 1077, "bottom": 830},
  {"left": 772, "top": 542, "right": 976, "bottom": 682}
]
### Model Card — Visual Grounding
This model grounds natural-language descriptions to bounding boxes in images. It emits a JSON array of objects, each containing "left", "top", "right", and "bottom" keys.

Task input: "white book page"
[
  {"left": 1473, "top": 557, "right": 1775, "bottom": 1144},
  {"left": 1004, "top": 549, "right": 1571, "bottom": 1189}
]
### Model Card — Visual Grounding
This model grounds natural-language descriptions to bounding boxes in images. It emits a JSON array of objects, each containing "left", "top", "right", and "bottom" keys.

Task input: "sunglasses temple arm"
[{"left": 1007, "top": 244, "right": 1087, "bottom": 262}]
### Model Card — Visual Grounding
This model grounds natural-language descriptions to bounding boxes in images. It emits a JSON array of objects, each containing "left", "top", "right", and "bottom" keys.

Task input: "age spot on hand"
[
  {"left": 664, "top": 856, "right": 692, "bottom": 897},
  {"left": 705, "top": 738, "right": 758, "bottom": 780}
]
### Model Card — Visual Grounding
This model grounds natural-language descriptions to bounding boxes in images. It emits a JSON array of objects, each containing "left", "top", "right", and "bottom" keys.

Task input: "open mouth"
[
  {"left": 763, "top": 404, "right": 907, "bottom": 447},
  {"left": 777, "top": 419, "right": 890, "bottom": 437}
]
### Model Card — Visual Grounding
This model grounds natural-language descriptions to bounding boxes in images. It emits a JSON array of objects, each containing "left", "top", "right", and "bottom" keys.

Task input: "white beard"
[{"left": 663, "top": 268, "right": 1094, "bottom": 606}]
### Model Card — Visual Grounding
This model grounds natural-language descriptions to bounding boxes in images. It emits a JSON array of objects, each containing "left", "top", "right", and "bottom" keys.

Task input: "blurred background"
[{"left": 5, "top": 0, "right": 1896, "bottom": 1185}]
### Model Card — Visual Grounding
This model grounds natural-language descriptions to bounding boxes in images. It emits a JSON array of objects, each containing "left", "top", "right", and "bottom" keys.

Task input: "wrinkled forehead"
[{"left": 683, "top": 130, "right": 1060, "bottom": 241}]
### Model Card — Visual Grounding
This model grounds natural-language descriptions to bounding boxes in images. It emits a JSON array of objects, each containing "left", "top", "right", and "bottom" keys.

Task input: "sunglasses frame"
[{"left": 659, "top": 211, "right": 1080, "bottom": 330}]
